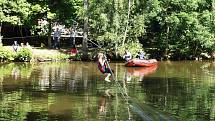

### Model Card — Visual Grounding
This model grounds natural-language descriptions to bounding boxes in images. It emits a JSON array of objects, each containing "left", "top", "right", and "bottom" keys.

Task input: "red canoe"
[{"left": 125, "top": 59, "right": 158, "bottom": 67}]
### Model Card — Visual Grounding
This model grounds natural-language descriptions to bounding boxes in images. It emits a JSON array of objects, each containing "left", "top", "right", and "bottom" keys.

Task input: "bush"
[
  {"left": 54, "top": 53, "right": 71, "bottom": 60},
  {"left": 14, "top": 48, "right": 33, "bottom": 62},
  {"left": 117, "top": 42, "right": 143, "bottom": 58},
  {"left": 68, "top": 53, "right": 82, "bottom": 61},
  {"left": 0, "top": 47, "right": 14, "bottom": 62}
]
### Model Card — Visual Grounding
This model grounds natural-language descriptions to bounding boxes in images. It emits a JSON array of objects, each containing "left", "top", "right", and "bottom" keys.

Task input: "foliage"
[
  {"left": 69, "top": 53, "right": 82, "bottom": 60},
  {"left": 14, "top": 48, "right": 33, "bottom": 62},
  {"left": 0, "top": 0, "right": 47, "bottom": 25},
  {"left": 1, "top": 0, "right": 215, "bottom": 60},
  {"left": 118, "top": 42, "right": 143, "bottom": 58},
  {"left": 87, "top": 0, "right": 146, "bottom": 59},
  {"left": 138, "top": 0, "right": 215, "bottom": 60},
  {"left": 0, "top": 46, "right": 14, "bottom": 62},
  {"left": 54, "top": 53, "right": 71, "bottom": 60}
]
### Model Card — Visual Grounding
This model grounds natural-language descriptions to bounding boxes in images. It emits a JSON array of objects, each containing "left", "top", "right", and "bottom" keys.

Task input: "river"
[{"left": 0, "top": 61, "right": 214, "bottom": 121}]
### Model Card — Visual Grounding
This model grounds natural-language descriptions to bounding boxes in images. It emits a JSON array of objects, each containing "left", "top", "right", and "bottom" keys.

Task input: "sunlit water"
[{"left": 0, "top": 61, "right": 214, "bottom": 121}]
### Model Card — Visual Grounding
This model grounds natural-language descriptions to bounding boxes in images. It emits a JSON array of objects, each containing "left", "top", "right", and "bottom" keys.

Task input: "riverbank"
[
  {"left": 1, "top": 45, "right": 102, "bottom": 62},
  {"left": 31, "top": 48, "right": 71, "bottom": 62},
  {"left": 2, "top": 45, "right": 213, "bottom": 62},
  {"left": 1, "top": 46, "right": 74, "bottom": 62}
]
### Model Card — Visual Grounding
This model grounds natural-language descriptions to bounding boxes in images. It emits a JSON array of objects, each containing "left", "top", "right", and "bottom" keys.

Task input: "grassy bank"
[
  {"left": 31, "top": 48, "right": 71, "bottom": 61},
  {"left": 0, "top": 46, "right": 75, "bottom": 62},
  {"left": 0, "top": 45, "right": 120, "bottom": 62}
]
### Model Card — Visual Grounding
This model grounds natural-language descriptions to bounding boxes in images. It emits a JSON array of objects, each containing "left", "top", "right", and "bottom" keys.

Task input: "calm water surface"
[{"left": 0, "top": 61, "right": 214, "bottom": 121}]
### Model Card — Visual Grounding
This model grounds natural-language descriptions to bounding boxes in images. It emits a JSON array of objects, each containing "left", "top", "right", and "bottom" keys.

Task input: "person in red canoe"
[
  {"left": 136, "top": 50, "right": 145, "bottom": 60},
  {"left": 97, "top": 53, "right": 113, "bottom": 82},
  {"left": 123, "top": 50, "right": 132, "bottom": 61}
]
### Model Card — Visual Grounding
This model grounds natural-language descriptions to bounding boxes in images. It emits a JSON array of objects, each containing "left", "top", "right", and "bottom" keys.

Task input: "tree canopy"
[{"left": 1, "top": 0, "right": 215, "bottom": 60}]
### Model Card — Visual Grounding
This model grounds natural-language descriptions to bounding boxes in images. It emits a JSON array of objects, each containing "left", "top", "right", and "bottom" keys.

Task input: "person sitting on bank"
[
  {"left": 70, "top": 44, "right": 78, "bottom": 55},
  {"left": 123, "top": 50, "right": 132, "bottom": 61},
  {"left": 97, "top": 53, "right": 113, "bottom": 82},
  {"left": 136, "top": 50, "right": 145, "bottom": 60},
  {"left": 12, "top": 41, "right": 19, "bottom": 52}
]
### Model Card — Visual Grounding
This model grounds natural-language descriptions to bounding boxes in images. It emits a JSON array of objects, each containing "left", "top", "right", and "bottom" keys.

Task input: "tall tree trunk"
[
  {"left": 212, "top": 0, "right": 215, "bottom": 27},
  {"left": 0, "top": 22, "right": 2, "bottom": 46},
  {"left": 122, "top": 0, "right": 131, "bottom": 46},
  {"left": 19, "top": 25, "right": 24, "bottom": 42},
  {"left": 48, "top": 20, "right": 52, "bottom": 48},
  {"left": 82, "top": 0, "right": 89, "bottom": 60},
  {"left": 164, "top": 26, "right": 169, "bottom": 59},
  {"left": 211, "top": 0, "right": 215, "bottom": 58},
  {"left": 213, "top": 0, "right": 215, "bottom": 15},
  {"left": 114, "top": 0, "right": 119, "bottom": 57}
]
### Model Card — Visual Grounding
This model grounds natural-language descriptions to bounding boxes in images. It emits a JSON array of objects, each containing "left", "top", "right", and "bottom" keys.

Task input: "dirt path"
[{"left": 32, "top": 48, "right": 64, "bottom": 56}]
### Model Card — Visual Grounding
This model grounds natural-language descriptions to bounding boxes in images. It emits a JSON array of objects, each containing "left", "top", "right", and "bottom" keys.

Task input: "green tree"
[
  {"left": 88, "top": 0, "right": 145, "bottom": 57},
  {"left": 141, "top": 0, "right": 215, "bottom": 60}
]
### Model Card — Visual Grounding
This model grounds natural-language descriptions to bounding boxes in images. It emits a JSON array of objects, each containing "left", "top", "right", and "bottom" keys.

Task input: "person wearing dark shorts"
[{"left": 97, "top": 53, "right": 113, "bottom": 82}]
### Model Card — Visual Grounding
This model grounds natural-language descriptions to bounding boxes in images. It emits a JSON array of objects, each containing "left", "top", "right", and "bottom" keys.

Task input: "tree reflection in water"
[{"left": 0, "top": 61, "right": 214, "bottom": 120}]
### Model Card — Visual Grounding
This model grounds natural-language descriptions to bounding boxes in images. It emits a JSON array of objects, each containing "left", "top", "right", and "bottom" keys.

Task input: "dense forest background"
[{"left": 1, "top": 0, "right": 215, "bottom": 60}]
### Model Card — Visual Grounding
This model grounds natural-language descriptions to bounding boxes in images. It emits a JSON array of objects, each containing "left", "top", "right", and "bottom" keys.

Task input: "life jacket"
[{"left": 97, "top": 61, "right": 107, "bottom": 74}]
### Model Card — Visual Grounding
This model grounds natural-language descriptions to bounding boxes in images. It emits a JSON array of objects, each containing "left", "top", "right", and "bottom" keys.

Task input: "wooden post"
[{"left": 47, "top": 20, "right": 52, "bottom": 48}]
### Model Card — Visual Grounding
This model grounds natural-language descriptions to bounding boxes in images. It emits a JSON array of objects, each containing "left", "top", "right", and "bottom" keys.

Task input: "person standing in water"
[{"left": 97, "top": 53, "right": 113, "bottom": 82}]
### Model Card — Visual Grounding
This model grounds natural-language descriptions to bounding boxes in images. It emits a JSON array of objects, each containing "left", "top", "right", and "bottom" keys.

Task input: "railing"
[{"left": 51, "top": 32, "right": 83, "bottom": 38}]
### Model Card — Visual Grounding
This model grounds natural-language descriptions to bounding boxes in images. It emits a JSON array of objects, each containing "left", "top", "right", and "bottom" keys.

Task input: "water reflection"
[
  {"left": 141, "top": 61, "right": 215, "bottom": 121},
  {"left": 0, "top": 61, "right": 214, "bottom": 121},
  {"left": 98, "top": 89, "right": 114, "bottom": 117},
  {"left": 124, "top": 65, "right": 158, "bottom": 83},
  {"left": 117, "top": 68, "right": 173, "bottom": 121}
]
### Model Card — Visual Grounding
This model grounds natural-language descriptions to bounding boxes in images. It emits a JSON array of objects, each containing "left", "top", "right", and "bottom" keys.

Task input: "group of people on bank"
[
  {"left": 12, "top": 41, "right": 31, "bottom": 52},
  {"left": 52, "top": 27, "right": 77, "bottom": 49},
  {"left": 53, "top": 27, "right": 78, "bottom": 55}
]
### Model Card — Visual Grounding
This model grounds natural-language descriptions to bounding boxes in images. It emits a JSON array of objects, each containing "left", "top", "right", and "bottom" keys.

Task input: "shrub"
[
  {"left": 54, "top": 53, "right": 71, "bottom": 60},
  {"left": 117, "top": 42, "right": 143, "bottom": 58},
  {"left": 0, "top": 47, "right": 14, "bottom": 62},
  {"left": 68, "top": 53, "right": 82, "bottom": 61},
  {"left": 14, "top": 48, "right": 33, "bottom": 62}
]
